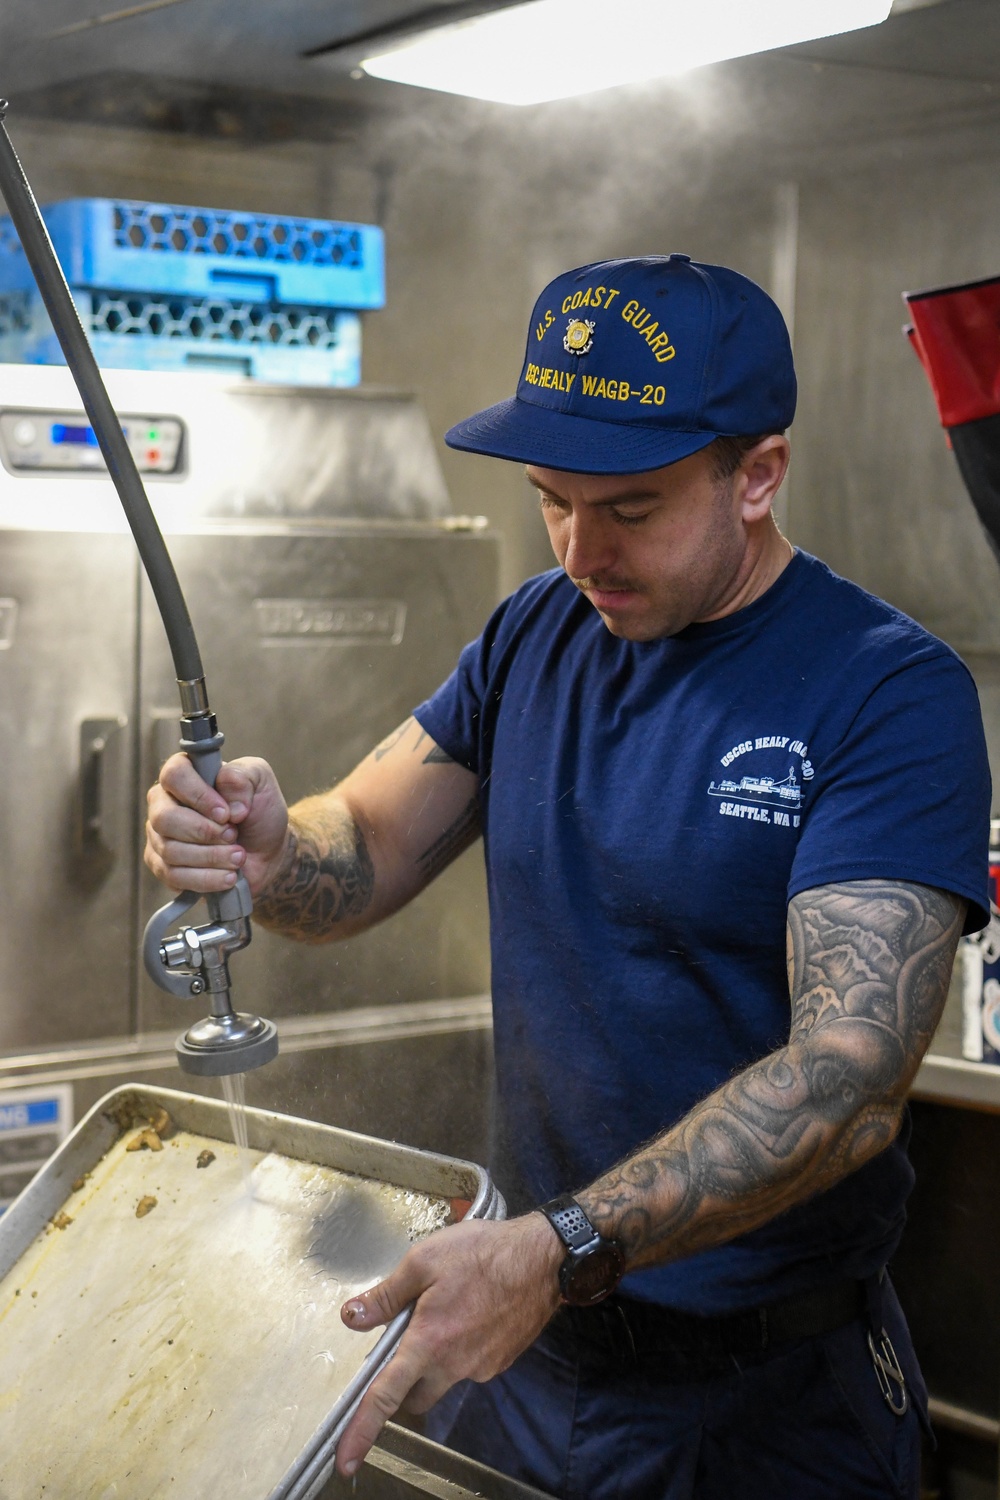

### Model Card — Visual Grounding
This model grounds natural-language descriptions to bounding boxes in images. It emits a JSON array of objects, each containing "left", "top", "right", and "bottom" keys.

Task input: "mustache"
[{"left": 570, "top": 574, "right": 639, "bottom": 593}]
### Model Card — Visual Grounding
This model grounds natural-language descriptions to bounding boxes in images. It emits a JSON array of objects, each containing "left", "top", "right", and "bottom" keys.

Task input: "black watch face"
[{"left": 561, "top": 1242, "right": 625, "bottom": 1307}]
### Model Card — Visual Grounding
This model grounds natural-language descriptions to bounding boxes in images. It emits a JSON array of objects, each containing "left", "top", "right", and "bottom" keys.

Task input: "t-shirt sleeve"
[
  {"left": 411, "top": 599, "right": 510, "bottom": 775},
  {"left": 412, "top": 645, "right": 483, "bottom": 774},
  {"left": 788, "top": 651, "right": 992, "bottom": 934}
]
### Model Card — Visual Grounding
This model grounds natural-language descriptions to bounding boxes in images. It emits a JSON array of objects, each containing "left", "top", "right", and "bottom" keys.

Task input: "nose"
[{"left": 562, "top": 508, "right": 617, "bottom": 581}]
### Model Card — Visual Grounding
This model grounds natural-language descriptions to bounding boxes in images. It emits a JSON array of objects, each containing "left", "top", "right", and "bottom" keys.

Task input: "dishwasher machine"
[{"left": 0, "top": 362, "right": 499, "bottom": 1205}]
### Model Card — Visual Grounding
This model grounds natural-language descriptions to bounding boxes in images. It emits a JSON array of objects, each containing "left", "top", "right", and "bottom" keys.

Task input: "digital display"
[
  {"left": 0, "top": 410, "right": 184, "bottom": 477},
  {"left": 50, "top": 423, "right": 99, "bottom": 448}
]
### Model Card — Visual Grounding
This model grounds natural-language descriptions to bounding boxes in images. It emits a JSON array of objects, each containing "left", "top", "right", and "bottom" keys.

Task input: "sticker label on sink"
[{"left": 0, "top": 1083, "right": 73, "bottom": 1215}]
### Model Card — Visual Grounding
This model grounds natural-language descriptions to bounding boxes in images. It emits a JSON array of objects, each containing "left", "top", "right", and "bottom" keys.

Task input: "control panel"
[{"left": 0, "top": 410, "right": 185, "bottom": 476}]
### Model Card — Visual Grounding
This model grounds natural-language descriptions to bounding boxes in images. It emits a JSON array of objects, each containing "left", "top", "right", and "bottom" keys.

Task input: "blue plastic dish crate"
[
  {"left": 0, "top": 199, "right": 384, "bottom": 385},
  {"left": 0, "top": 286, "right": 362, "bottom": 384},
  {"left": 0, "top": 200, "right": 385, "bottom": 307}
]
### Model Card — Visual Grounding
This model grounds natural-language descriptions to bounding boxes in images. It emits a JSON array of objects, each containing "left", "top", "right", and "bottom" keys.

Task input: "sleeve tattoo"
[
  {"left": 254, "top": 801, "right": 375, "bottom": 943},
  {"left": 577, "top": 879, "right": 965, "bottom": 1270},
  {"left": 253, "top": 721, "right": 477, "bottom": 943}
]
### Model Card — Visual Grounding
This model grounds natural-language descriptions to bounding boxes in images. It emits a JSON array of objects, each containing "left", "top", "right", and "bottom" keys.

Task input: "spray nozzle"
[{"left": 143, "top": 873, "right": 278, "bottom": 1077}]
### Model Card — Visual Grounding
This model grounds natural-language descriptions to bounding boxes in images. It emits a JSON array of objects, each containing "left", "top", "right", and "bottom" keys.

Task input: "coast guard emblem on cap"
[{"left": 563, "top": 318, "right": 595, "bottom": 356}]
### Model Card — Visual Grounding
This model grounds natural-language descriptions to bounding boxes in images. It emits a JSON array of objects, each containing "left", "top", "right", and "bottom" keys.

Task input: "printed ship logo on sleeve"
[{"left": 707, "top": 736, "right": 815, "bottom": 829}]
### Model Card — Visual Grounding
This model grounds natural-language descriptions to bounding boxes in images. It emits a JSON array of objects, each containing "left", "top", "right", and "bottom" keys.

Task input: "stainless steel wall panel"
[
  {"left": 137, "top": 523, "right": 498, "bottom": 1032},
  {"left": 0, "top": 364, "right": 496, "bottom": 1124},
  {"left": 791, "top": 156, "right": 1000, "bottom": 658},
  {"left": 0, "top": 1002, "right": 495, "bottom": 1165},
  {"left": 0, "top": 532, "right": 136, "bottom": 1050}
]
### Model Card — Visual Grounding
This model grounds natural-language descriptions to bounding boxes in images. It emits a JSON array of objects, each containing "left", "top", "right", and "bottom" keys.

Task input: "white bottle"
[{"left": 961, "top": 817, "right": 1000, "bottom": 1064}]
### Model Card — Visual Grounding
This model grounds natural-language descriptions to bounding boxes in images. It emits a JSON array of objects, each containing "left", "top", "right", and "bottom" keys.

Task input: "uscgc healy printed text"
[{"left": 707, "top": 734, "right": 815, "bottom": 830}]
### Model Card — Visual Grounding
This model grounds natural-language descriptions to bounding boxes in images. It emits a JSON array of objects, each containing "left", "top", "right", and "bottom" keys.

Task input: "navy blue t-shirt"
[{"left": 414, "top": 551, "right": 991, "bottom": 1314}]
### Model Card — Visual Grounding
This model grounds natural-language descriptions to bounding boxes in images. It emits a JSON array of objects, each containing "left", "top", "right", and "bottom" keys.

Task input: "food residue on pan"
[
  {"left": 50, "top": 1211, "right": 73, "bottom": 1231},
  {"left": 71, "top": 1174, "right": 90, "bottom": 1192},
  {"left": 107, "top": 1096, "right": 174, "bottom": 1141},
  {"left": 126, "top": 1128, "right": 164, "bottom": 1154},
  {"left": 196, "top": 1150, "right": 216, "bottom": 1169},
  {"left": 135, "top": 1196, "right": 157, "bottom": 1219}
]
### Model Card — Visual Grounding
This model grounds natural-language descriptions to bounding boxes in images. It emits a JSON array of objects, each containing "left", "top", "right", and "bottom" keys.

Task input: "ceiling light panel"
[{"left": 362, "top": 0, "right": 894, "bottom": 105}]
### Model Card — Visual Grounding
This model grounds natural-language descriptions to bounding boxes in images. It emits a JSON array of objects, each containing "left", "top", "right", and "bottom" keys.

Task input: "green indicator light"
[{"left": 148, "top": 428, "right": 159, "bottom": 442}]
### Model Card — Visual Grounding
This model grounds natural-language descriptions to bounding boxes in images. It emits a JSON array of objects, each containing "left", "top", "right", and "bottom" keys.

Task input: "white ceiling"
[{"left": 0, "top": 0, "right": 997, "bottom": 145}]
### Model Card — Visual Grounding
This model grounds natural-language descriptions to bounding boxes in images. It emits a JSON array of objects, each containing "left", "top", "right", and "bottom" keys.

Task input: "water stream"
[{"left": 220, "top": 1071, "right": 253, "bottom": 1194}]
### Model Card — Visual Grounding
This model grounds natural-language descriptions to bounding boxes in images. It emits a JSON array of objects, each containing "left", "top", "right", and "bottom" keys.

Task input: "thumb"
[
  {"left": 341, "top": 1252, "right": 429, "bottom": 1331},
  {"left": 214, "top": 758, "right": 263, "bottom": 822}
]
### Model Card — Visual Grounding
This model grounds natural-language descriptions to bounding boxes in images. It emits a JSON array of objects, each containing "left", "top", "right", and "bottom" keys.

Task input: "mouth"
[{"left": 574, "top": 577, "right": 641, "bottom": 611}]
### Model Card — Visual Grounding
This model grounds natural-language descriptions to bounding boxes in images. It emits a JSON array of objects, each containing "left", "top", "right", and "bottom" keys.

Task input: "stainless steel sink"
[{"left": 319, "top": 1423, "right": 554, "bottom": 1499}]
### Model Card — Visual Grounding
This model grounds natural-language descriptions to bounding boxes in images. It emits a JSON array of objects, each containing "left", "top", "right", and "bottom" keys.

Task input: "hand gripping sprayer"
[
  {"left": 0, "top": 102, "right": 277, "bottom": 1077},
  {"left": 139, "top": 694, "right": 278, "bottom": 1076}
]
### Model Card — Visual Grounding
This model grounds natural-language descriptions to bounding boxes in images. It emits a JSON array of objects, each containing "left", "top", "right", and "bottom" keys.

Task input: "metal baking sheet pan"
[{"left": 0, "top": 1084, "right": 503, "bottom": 1499}]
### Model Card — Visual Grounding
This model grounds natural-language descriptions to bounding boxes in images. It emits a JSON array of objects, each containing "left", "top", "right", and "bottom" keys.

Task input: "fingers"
[
  {"left": 336, "top": 1345, "right": 428, "bottom": 1477},
  {"left": 144, "top": 823, "right": 245, "bottom": 893},
  {"left": 145, "top": 755, "right": 285, "bottom": 894},
  {"left": 158, "top": 752, "right": 258, "bottom": 822},
  {"left": 144, "top": 779, "right": 240, "bottom": 894},
  {"left": 341, "top": 1250, "right": 430, "bottom": 1333},
  {"left": 335, "top": 1248, "right": 455, "bottom": 1473},
  {"left": 400, "top": 1370, "right": 454, "bottom": 1415},
  {"left": 334, "top": 1218, "right": 563, "bottom": 1478}
]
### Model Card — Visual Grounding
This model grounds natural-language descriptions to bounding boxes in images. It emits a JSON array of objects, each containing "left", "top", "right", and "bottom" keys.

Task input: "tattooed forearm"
[
  {"left": 416, "top": 796, "right": 481, "bottom": 882},
  {"left": 255, "top": 719, "right": 473, "bottom": 940},
  {"left": 577, "top": 879, "right": 964, "bottom": 1270},
  {"left": 254, "top": 798, "right": 375, "bottom": 943}
]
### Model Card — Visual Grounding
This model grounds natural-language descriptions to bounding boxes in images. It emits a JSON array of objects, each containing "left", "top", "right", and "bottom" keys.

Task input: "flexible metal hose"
[{"left": 0, "top": 102, "right": 205, "bottom": 686}]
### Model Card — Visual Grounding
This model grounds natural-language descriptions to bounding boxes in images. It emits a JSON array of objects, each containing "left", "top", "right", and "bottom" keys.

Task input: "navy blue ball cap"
[{"left": 445, "top": 254, "right": 796, "bottom": 474}]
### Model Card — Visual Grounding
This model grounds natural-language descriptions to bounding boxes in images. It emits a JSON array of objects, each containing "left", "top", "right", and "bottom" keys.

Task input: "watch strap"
[
  {"left": 540, "top": 1194, "right": 601, "bottom": 1252},
  {"left": 540, "top": 1194, "right": 626, "bottom": 1307}
]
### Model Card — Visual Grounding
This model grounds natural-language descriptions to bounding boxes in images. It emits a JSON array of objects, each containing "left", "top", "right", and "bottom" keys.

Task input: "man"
[{"left": 145, "top": 255, "right": 990, "bottom": 1499}]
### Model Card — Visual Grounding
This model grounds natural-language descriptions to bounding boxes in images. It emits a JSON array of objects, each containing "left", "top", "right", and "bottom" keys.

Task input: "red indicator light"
[{"left": 147, "top": 449, "right": 161, "bottom": 465}]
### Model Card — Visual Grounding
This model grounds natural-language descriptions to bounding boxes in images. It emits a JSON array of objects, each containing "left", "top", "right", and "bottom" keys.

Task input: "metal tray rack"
[{"left": 0, "top": 1084, "right": 504, "bottom": 1500}]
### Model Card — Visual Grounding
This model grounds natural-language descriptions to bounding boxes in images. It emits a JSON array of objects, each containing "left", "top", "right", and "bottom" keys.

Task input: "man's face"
[{"left": 527, "top": 448, "right": 751, "bottom": 642}]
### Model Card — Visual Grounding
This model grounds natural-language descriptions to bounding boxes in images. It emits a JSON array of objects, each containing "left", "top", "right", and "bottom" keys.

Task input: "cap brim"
[{"left": 445, "top": 396, "right": 720, "bottom": 475}]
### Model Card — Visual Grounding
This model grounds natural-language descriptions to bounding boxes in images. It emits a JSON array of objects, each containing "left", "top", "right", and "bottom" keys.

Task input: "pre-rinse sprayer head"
[
  {"left": 141, "top": 692, "right": 279, "bottom": 1077},
  {"left": 142, "top": 875, "right": 278, "bottom": 1077}
]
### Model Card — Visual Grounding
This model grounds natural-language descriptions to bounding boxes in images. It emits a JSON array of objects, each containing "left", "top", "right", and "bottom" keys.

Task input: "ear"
[{"left": 737, "top": 436, "right": 790, "bottom": 523}]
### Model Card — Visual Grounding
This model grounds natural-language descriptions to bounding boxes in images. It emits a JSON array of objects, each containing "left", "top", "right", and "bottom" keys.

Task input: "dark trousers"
[{"left": 426, "top": 1278, "right": 929, "bottom": 1499}]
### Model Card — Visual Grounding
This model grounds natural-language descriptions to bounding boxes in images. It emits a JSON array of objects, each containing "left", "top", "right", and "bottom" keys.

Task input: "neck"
[{"left": 697, "top": 519, "right": 793, "bottom": 623}]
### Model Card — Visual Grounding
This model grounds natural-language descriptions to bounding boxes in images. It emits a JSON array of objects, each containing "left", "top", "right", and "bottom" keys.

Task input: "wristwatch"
[{"left": 540, "top": 1194, "right": 626, "bottom": 1307}]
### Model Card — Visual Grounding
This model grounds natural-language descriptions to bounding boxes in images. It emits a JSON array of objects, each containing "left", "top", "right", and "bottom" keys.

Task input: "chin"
[{"left": 598, "top": 613, "right": 676, "bottom": 642}]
